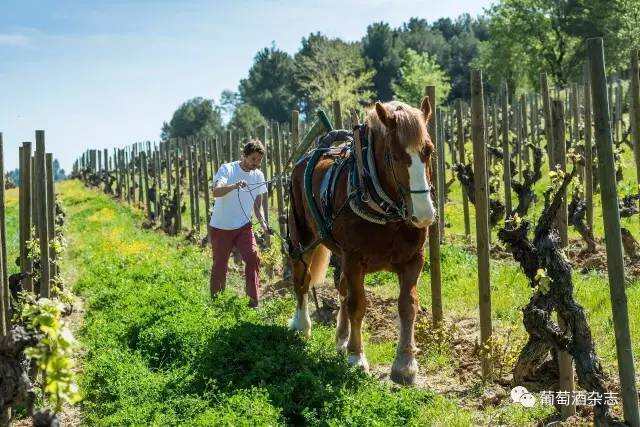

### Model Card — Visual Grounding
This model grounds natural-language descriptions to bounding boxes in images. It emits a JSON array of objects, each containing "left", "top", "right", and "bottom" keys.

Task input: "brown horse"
[{"left": 287, "top": 98, "right": 436, "bottom": 385}]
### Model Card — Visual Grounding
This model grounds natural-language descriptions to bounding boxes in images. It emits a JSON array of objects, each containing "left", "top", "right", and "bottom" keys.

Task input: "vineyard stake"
[
  {"left": 471, "top": 70, "right": 493, "bottom": 380},
  {"left": 588, "top": 37, "right": 640, "bottom": 427},
  {"left": 426, "top": 85, "right": 443, "bottom": 326}
]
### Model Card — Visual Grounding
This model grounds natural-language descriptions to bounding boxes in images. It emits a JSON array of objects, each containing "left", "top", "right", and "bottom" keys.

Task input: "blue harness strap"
[{"left": 303, "top": 147, "right": 333, "bottom": 241}]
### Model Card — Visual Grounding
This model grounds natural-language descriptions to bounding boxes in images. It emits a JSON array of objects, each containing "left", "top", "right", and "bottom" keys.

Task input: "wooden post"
[
  {"left": 616, "top": 77, "right": 623, "bottom": 144},
  {"left": 554, "top": 96, "right": 576, "bottom": 419},
  {"left": 127, "top": 150, "right": 133, "bottom": 204},
  {"left": 332, "top": 101, "right": 343, "bottom": 129},
  {"left": 19, "top": 143, "right": 33, "bottom": 292},
  {"left": 551, "top": 100, "right": 569, "bottom": 247},
  {"left": 501, "top": 82, "right": 512, "bottom": 218},
  {"left": 273, "top": 123, "right": 285, "bottom": 235},
  {"left": 571, "top": 83, "right": 583, "bottom": 182},
  {"left": 142, "top": 152, "right": 152, "bottom": 219},
  {"left": 470, "top": 70, "right": 492, "bottom": 380},
  {"left": 588, "top": 38, "right": 640, "bottom": 426},
  {"left": 0, "top": 135, "right": 5, "bottom": 335},
  {"left": 45, "top": 154, "right": 56, "bottom": 279},
  {"left": 154, "top": 150, "right": 161, "bottom": 224},
  {"left": 185, "top": 140, "right": 195, "bottom": 230},
  {"left": 541, "top": 73, "right": 554, "bottom": 162},
  {"left": 260, "top": 125, "right": 270, "bottom": 231},
  {"left": 193, "top": 142, "right": 201, "bottom": 232},
  {"left": 584, "top": 66, "right": 595, "bottom": 232},
  {"left": 291, "top": 110, "right": 300, "bottom": 150},
  {"left": 0, "top": 135, "right": 7, "bottom": 317},
  {"left": 165, "top": 140, "right": 172, "bottom": 198},
  {"left": 175, "top": 142, "right": 182, "bottom": 233},
  {"left": 213, "top": 136, "right": 220, "bottom": 173},
  {"left": 137, "top": 148, "right": 144, "bottom": 207},
  {"left": 31, "top": 156, "right": 38, "bottom": 237},
  {"left": 521, "top": 95, "right": 529, "bottom": 163},
  {"left": 35, "top": 131, "right": 50, "bottom": 298},
  {"left": 435, "top": 109, "right": 446, "bottom": 240},
  {"left": 514, "top": 100, "right": 522, "bottom": 178},
  {"left": 426, "top": 86, "right": 443, "bottom": 326},
  {"left": 457, "top": 100, "right": 471, "bottom": 241},
  {"left": 630, "top": 50, "right": 640, "bottom": 213},
  {"left": 200, "top": 139, "right": 211, "bottom": 223}
]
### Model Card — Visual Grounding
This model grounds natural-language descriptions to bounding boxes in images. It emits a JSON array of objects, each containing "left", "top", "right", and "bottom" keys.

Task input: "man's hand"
[{"left": 234, "top": 180, "right": 247, "bottom": 189}]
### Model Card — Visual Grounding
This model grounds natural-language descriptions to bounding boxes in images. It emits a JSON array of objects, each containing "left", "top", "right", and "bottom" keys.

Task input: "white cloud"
[{"left": 0, "top": 34, "right": 30, "bottom": 47}]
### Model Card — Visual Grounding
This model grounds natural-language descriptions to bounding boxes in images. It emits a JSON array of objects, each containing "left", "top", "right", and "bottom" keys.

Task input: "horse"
[{"left": 287, "top": 97, "right": 436, "bottom": 385}]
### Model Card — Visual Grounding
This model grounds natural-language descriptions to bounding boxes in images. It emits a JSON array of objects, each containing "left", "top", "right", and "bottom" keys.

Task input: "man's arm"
[
  {"left": 212, "top": 180, "right": 245, "bottom": 198},
  {"left": 253, "top": 194, "right": 269, "bottom": 232}
]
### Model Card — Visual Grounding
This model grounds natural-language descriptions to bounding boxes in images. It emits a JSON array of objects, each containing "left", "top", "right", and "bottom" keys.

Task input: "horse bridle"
[{"left": 360, "top": 124, "right": 433, "bottom": 221}]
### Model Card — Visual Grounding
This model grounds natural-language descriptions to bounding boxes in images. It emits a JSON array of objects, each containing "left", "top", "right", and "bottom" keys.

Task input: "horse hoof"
[
  {"left": 336, "top": 337, "right": 348, "bottom": 354},
  {"left": 347, "top": 353, "right": 370, "bottom": 372},
  {"left": 288, "top": 314, "right": 311, "bottom": 338},
  {"left": 390, "top": 357, "right": 418, "bottom": 385}
]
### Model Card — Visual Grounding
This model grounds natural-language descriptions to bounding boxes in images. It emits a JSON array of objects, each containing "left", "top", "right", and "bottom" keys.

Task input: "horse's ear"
[
  {"left": 420, "top": 96, "right": 432, "bottom": 123},
  {"left": 375, "top": 102, "right": 395, "bottom": 128}
]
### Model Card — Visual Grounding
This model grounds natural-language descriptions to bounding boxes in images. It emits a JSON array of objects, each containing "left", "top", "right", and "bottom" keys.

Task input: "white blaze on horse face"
[{"left": 408, "top": 152, "right": 436, "bottom": 227}]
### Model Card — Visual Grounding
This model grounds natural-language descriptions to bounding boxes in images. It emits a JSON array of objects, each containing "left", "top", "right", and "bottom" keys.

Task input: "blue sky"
[{"left": 0, "top": 0, "right": 491, "bottom": 172}]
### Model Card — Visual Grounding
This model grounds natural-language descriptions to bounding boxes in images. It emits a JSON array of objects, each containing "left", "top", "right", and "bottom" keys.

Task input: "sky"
[{"left": 0, "top": 0, "right": 492, "bottom": 173}]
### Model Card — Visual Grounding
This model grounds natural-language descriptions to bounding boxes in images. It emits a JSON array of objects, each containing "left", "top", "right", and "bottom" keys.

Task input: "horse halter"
[{"left": 359, "top": 124, "right": 432, "bottom": 222}]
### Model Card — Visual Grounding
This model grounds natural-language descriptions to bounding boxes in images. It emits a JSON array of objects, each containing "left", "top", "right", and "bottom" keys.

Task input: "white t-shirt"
[{"left": 209, "top": 161, "right": 267, "bottom": 230}]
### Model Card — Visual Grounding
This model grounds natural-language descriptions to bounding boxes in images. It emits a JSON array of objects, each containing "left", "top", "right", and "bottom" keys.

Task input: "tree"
[
  {"left": 52, "top": 159, "right": 66, "bottom": 181},
  {"left": 219, "top": 90, "right": 241, "bottom": 119},
  {"left": 361, "top": 23, "right": 402, "bottom": 102},
  {"left": 479, "top": 0, "right": 639, "bottom": 89},
  {"left": 239, "top": 45, "right": 297, "bottom": 123},
  {"left": 392, "top": 49, "right": 451, "bottom": 107},
  {"left": 227, "top": 104, "right": 266, "bottom": 138},
  {"left": 398, "top": 18, "right": 448, "bottom": 66},
  {"left": 397, "top": 15, "right": 487, "bottom": 101},
  {"left": 161, "top": 97, "right": 223, "bottom": 140},
  {"left": 295, "top": 35, "right": 374, "bottom": 116}
]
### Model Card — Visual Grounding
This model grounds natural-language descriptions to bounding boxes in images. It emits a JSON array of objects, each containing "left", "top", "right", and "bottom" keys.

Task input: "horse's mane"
[{"left": 364, "top": 101, "right": 429, "bottom": 152}]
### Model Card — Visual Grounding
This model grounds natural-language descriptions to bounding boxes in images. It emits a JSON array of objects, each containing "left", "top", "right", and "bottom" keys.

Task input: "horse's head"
[{"left": 366, "top": 98, "right": 436, "bottom": 228}]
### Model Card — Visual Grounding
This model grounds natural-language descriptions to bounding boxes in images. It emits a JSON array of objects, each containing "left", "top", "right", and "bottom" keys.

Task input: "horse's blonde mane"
[{"left": 365, "top": 101, "right": 428, "bottom": 151}]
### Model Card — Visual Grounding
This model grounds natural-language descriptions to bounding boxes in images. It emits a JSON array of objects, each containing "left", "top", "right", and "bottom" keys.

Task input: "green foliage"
[
  {"left": 227, "top": 103, "right": 266, "bottom": 138},
  {"left": 399, "top": 15, "right": 488, "bottom": 100},
  {"left": 362, "top": 22, "right": 402, "bottom": 102},
  {"left": 295, "top": 35, "right": 374, "bottom": 115},
  {"left": 478, "top": 0, "right": 640, "bottom": 90},
  {"left": 239, "top": 45, "right": 297, "bottom": 123},
  {"left": 392, "top": 49, "right": 451, "bottom": 107},
  {"left": 161, "top": 97, "right": 223, "bottom": 140},
  {"left": 20, "top": 293, "right": 81, "bottom": 413}
]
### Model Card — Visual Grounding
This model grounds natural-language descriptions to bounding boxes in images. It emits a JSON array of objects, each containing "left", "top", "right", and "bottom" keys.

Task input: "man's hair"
[{"left": 243, "top": 139, "right": 265, "bottom": 157}]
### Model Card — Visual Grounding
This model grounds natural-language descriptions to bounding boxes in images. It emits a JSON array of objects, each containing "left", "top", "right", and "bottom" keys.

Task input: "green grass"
[{"left": 60, "top": 180, "right": 473, "bottom": 426}]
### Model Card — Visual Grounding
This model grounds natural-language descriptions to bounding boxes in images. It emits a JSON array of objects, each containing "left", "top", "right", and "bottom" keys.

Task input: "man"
[{"left": 209, "top": 140, "right": 269, "bottom": 307}]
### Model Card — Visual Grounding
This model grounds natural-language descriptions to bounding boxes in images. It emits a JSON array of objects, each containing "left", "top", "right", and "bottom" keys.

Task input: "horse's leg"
[
  {"left": 289, "top": 244, "right": 330, "bottom": 338},
  {"left": 391, "top": 255, "right": 422, "bottom": 385},
  {"left": 345, "top": 259, "right": 368, "bottom": 371},
  {"left": 335, "top": 264, "right": 350, "bottom": 354}
]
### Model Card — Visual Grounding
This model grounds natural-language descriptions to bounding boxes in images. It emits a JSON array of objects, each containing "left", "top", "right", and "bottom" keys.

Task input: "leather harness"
[{"left": 290, "top": 125, "right": 430, "bottom": 259}]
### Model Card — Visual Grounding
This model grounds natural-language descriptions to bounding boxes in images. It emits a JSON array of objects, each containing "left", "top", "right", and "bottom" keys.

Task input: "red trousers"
[{"left": 209, "top": 223, "right": 260, "bottom": 307}]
